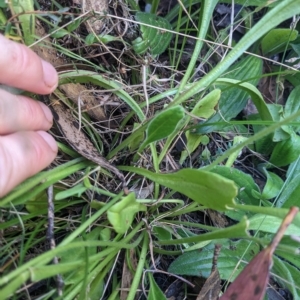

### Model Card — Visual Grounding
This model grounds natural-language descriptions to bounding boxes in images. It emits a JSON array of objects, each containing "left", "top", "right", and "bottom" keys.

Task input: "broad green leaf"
[
  {"left": 276, "top": 173, "right": 300, "bottom": 208},
  {"left": 261, "top": 28, "right": 298, "bottom": 56},
  {"left": 191, "top": 89, "right": 220, "bottom": 118},
  {"left": 216, "top": 77, "right": 272, "bottom": 122},
  {"left": 148, "top": 273, "right": 167, "bottom": 300},
  {"left": 284, "top": 86, "right": 300, "bottom": 133},
  {"left": 142, "top": 106, "right": 185, "bottom": 147},
  {"left": 197, "top": 56, "right": 263, "bottom": 133},
  {"left": 120, "top": 166, "right": 237, "bottom": 211},
  {"left": 133, "top": 12, "right": 173, "bottom": 55},
  {"left": 168, "top": 240, "right": 259, "bottom": 281},
  {"left": 210, "top": 166, "right": 260, "bottom": 206},
  {"left": 261, "top": 169, "right": 284, "bottom": 200},
  {"left": 248, "top": 214, "right": 300, "bottom": 235},
  {"left": 269, "top": 132, "right": 300, "bottom": 167},
  {"left": 107, "top": 193, "right": 147, "bottom": 234}
]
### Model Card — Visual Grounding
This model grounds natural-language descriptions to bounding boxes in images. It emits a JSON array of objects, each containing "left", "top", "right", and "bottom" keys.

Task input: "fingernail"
[
  {"left": 39, "top": 102, "right": 53, "bottom": 124},
  {"left": 41, "top": 60, "right": 58, "bottom": 89},
  {"left": 37, "top": 131, "right": 58, "bottom": 153}
]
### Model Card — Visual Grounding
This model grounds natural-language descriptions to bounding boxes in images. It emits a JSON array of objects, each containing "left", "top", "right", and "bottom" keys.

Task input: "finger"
[
  {"left": 0, "top": 34, "right": 58, "bottom": 94},
  {"left": 0, "top": 89, "right": 53, "bottom": 134},
  {"left": 0, "top": 131, "right": 58, "bottom": 197}
]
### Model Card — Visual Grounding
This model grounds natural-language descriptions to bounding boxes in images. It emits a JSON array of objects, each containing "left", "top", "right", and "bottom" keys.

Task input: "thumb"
[{"left": 0, "top": 131, "right": 57, "bottom": 197}]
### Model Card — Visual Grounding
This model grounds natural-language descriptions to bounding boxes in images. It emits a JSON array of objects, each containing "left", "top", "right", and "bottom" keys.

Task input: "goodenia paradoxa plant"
[{"left": 107, "top": 192, "right": 146, "bottom": 234}]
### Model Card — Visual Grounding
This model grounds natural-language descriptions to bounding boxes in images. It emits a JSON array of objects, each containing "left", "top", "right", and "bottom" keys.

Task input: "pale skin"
[{"left": 0, "top": 34, "right": 58, "bottom": 197}]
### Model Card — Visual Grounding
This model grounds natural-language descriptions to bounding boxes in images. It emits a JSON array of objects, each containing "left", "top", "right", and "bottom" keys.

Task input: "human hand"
[{"left": 0, "top": 34, "right": 58, "bottom": 197}]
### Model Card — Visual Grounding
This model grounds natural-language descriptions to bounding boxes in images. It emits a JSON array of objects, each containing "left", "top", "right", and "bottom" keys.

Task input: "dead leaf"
[{"left": 50, "top": 99, "right": 127, "bottom": 191}]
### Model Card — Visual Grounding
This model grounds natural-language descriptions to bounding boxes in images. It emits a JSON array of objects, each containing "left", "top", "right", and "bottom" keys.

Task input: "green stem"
[
  {"left": 150, "top": 143, "right": 160, "bottom": 199},
  {"left": 176, "top": 0, "right": 218, "bottom": 95}
]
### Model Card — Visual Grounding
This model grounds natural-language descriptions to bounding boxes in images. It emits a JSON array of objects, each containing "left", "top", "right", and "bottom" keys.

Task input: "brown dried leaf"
[
  {"left": 50, "top": 99, "right": 126, "bottom": 190},
  {"left": 34, "top": 21, "right": 106, "bottom": 122}
]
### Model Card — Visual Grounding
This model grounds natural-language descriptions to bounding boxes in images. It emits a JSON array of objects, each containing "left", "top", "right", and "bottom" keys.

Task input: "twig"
[{"left": 47, "top": 185, "right": 64, "bottom": 296}]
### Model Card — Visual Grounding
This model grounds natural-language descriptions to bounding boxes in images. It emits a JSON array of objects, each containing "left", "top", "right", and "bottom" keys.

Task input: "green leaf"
[
  {"left": 133, "top": 12, "right": 173, "bottom": 55},
  {"left": 59, "top": 227, "right": 102, "bottom": 284},
  {"left": 147, "top": 273, "right": 167, "bottom": 300},
  {"left": 276, "top": 173, "right": 300, "bottom": 208},
  {"left": 107, "top": 193, "right": 147, "bottom": 234},
  {"left": 275, "top": 236, "right": 300, "bottom": 269},
  {"left": 261, "top": 28, "right": 298, "bottom": 56},
  {"left": 153, "top": 226, "right": 172, "bottom": 241},
  {"left": 85, "top": 33, "right": 121, "bottom": 45},
  {"left": 284, "top": 86, "right": 300, "bottom": 133},
  {"left": 55, "top": 183, "right": 87, "bottom": 200},
  {"left": 50, "top": 28, "right": 69, "bottom": 39},
  {"left": 261, "top": 169, "right": 284, "bottom": 200},
  {"left": 128, "top": 123, "right": 145, "bottom": 151},
  {"left": 168, "top": 240, "right": 259, "bottom": 281},
  {"left": 191, "top": 89, "right": 220, "bottom": 118},
  {"left": 12, "top": 0, "right": 35, "bottom": 45},
  {"left": 142, "top": 106, "right": 185, "bottom": 147},
  {"left": 268, "top": 104, "right": 291, "bottom": 142},
  {"left": 273, "top": 256, "right": 300, "bottom": 299},
  {"left": 210, "top": 166, "right": 260, "bottom": 206},
  {"left": 197, "top": 56, "right": 264, "bottom": 133},
  {"left": 269, "top": 132, "right": 300, "bottom": 167},
  {"left": 248, "top": 214, "right": 300, "bottom": 235},
  {"left": 119, "top": 166, "right": 237, "bottom": 211}
]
